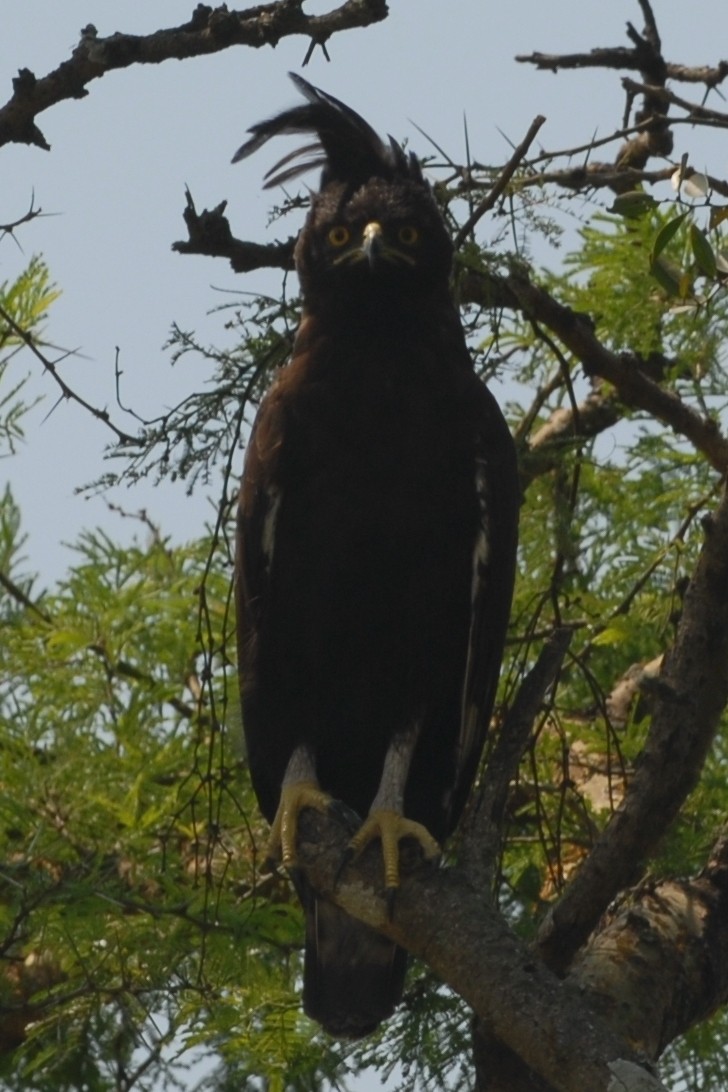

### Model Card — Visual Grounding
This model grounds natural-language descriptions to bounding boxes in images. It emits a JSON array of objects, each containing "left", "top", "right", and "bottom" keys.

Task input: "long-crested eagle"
[{"left": 233, "top": 75, "right": 519, "bottom": 1039}]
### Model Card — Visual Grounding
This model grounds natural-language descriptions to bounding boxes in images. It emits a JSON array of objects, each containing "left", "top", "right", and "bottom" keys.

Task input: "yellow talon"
[
  {"left": 348, "top": 808, "right": 441, "bottom": 890},
  {"left": 266, "top": 780, "right": 332, "bottom": 868}
]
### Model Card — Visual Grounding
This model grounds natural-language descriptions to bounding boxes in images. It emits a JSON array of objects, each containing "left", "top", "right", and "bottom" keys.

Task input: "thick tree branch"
[
  {"left": 295, "top": 808, "right": 666, "bottom": 1092},
  {"left": 0, "top": 1, "right": 389, "bottom": 151},
  {"left": 475, "top": 823, "right": 728, "bottom": 1091},
  {"left": 517, "top": 47, "right": 654, "bottom": 75},
  {"left": 538, "top": 484, "right": 728, "bottom": 971},
  {"left": 517, "top": 52, "right": 728, "bottom": 88},
  {"left": 292, "top": 801, "right": 728, "bottom": 1092},
  {"left": 571, "top": 827, "right": 728, "bottom": 1055}
]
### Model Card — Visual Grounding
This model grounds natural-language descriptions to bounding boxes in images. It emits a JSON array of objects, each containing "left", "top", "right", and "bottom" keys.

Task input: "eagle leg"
[
  {"left": 347, "top": 809, "right": 440, "bottom": 891},
  {"left": 345, "top": 726, "right": 440, "bottom": 902},
  {"left": 266, "top": 746, "right": 332, "bottom": 869}
]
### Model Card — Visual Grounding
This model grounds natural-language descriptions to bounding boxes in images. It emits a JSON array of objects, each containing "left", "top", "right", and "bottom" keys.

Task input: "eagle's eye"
[
  {"left": 397, "top": 225, "right": 419, "bottom": 245},
  {"left": 327, "top": 226, "right": 351, "bottom": 247}
]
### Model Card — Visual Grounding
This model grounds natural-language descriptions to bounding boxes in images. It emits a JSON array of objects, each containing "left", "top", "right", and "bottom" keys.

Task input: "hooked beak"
[{"left": 361, "top": 221, "right": 384, "bottom": 269}]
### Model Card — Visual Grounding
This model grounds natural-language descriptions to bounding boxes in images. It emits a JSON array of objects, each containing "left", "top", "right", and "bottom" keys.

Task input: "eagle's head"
[{"left": 233, "top": 75, "right": 453, "bottom": 306}]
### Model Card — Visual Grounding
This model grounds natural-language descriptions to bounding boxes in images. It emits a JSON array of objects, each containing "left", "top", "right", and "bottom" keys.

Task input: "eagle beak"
[{"left": 361, "top": 221, "right": 384, "bottom": 269}]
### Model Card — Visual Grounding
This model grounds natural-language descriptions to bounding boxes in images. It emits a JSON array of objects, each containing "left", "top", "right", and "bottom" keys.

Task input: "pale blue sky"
[{"left": 7, "top": 1, "right": 727, "bottom": 584}]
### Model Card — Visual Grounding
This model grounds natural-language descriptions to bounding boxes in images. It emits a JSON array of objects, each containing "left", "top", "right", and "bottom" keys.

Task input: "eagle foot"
[
  {"left": 345, "top": 808, "right": 441, "bottom": 899},
  {"left": 266, "top": 780, "right": 332, "bottom": 870}
]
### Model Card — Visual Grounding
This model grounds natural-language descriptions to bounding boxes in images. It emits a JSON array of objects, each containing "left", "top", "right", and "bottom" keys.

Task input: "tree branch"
[
  {"left": 461, "top": 627, "right": 573, "bottom": 892},
  {"left": 622, "top": 76, "right": 728, "bottom": 125},
  {"left": 453, "top": 114, "right": 546, "bottom": 249},
  {"left": 473, "top": 822, "right": 728, "bottom": 1090},
  {"left": 570, "top": 826, "right": 728, "bottom": 1056},
  {"left": 171, "top": 187, "right": 296, "bottom": 272},
  {"left": 538, "top": 484, "right": 728, "bottom": 971},
  {"left": 461, "top": 268, "right": 728, "bottom": 476},
  {"left": 0, "top": 1, "right": 389, "bottom": 151},
  {"left": 294, "top": 808, "right": 666, "bottom": 1092},
  {"left": 0, "top": 305, "right": 139, "bottom": 444},
  {"left": 519, "top": 51, "right": 728, "bottom": 89},
  {"left": 521, "top": 387, "right": 621, "bottom": 486}
]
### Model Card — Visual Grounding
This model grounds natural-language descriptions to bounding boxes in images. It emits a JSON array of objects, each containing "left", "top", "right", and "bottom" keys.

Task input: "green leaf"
[
  {"left": 651, "top": 212, "right": 689, "bottom": 264},
  {"left": 690, "top": 223, "right": 717, "bottom": 279},
  {"left": 709, "top": 205, "right": 728, "bottom": 231},
  {"left": 649, "top": 257, "right": 681, "bottom": 297},
  {"left": 592, "top": 623, "right": 630, "bottom": 648},
  {"left": 608, "top": 191, "right": 658, "bottom": 219}
]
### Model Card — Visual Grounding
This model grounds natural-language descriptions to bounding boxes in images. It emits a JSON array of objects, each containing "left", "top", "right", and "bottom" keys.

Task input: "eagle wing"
[{"left": 449, "top": 380, "right": 520, "bottom": 833}]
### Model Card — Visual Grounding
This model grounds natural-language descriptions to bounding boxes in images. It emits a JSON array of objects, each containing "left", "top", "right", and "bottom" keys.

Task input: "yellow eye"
[
  {"left": 398, "top": 225, "right": 419, "bottom": 245},
  {"left": 327, "top": 226, "right": 350, "bottom": 247}
]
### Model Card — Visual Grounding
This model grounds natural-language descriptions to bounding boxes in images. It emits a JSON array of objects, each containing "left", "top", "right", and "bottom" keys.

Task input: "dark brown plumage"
[{"left": 234, "top": 75, "right": 519, "bottom": 1039}]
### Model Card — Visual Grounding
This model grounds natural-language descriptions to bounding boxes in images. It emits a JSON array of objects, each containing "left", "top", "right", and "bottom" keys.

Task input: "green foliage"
[
  {"left": 4, "top": 142, "right": 728, "bottom": 1092},
  {"left": 0, "top": 257, "right": 58, "bottom": 454},
  {"left": 95, "top": 293, "right": 296, "bottom": 496},
  {"left": 0, "top": 497, "right": 351, "bottom": 1090},
  {"left": 486, "top": 210, "right": 728, "bottom": 981},
  {"left": 5, "top": 203, "right": 728, "bottom": 1091},
  {"left": 660, "top": 1010, "right": 728, "bottom": 1091}
]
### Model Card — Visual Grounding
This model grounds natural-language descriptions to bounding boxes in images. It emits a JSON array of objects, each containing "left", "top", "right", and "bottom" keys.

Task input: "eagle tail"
[{"left": 303, "top": 897, "right": 407, "bottom": 1040}]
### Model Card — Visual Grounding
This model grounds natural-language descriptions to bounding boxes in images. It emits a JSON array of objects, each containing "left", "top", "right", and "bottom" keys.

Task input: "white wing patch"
[
  {"left": 261, "top": 486, "right": 282, "bottom": 572},
  {"left": 470, "top": 457, "right": 491, "bottom": 601},
  {"left": 453, "top": 456, "right": 492, "bottom": 799}
]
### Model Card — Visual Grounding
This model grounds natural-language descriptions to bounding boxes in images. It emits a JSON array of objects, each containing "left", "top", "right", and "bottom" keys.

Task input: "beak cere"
[{"left": 361, "top": 221, "right": 384, "bottom": 268}]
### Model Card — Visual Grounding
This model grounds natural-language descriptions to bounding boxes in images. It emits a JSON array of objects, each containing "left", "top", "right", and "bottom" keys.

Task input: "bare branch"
[
  {"left": 0, "top": 0, "right": 389, "bottom": 151},
  {"left": 622, "top": 76, "right": 728, "bottom": 125},
  {"left": 516, "top": 47, "right": 647, "bottom": 75},
  {"left": 520, "top": 162, "right": 675, "bottom": 195},
  {"left": 171, "top": 187, "right": 295, "bottom": 272},
  {"left": 517, "top": 52, "right": 728, "bottom": 89},
  {"left": 0, "top": 194, "right": 45, "bottom": 239},
  {"left": 0, "top": 304, "right": 138, "bottom": 444},
  {"left": 453, "top": 114, "right": 546, "bottom": 249},
  {"left": 666, "top": 60, "right": 728, "bottom": 87},
  {"left": 636, "top": 0, "right": 661, "bottom": 54}
]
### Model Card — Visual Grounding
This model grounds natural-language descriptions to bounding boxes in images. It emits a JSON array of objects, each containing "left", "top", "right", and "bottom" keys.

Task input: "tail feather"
[{"left": 303, "top": 897, "right": 407, "bottom": 1039}]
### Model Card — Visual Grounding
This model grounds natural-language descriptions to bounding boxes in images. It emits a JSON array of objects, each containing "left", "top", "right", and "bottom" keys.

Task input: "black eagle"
[{"left": 234, "top": 75, "right": 519, "bottom": 1039}]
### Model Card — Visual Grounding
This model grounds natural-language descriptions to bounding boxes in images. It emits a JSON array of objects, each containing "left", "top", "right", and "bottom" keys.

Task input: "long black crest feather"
[{"left": 232, "top": 73, "right": 423, "bottom": 190}]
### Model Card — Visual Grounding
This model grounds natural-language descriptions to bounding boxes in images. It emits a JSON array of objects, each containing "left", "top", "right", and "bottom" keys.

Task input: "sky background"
[
  {"left": 2, "top": 2, "right": 727, "bottom": 1086},
  {"left": 4, "top": 0, "right": 726, "bottom": 589}
]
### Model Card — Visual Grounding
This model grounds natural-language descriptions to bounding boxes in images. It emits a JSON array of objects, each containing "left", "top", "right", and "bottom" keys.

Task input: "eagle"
[{"left": 233, "top": 75, "right": 519, "bottom": 1039}]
